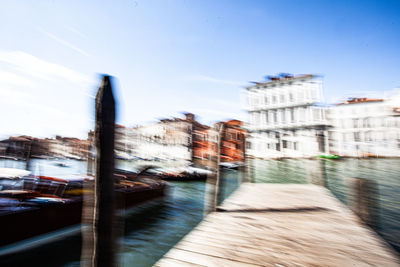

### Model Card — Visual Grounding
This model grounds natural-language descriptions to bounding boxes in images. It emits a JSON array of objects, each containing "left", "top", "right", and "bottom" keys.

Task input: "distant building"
[
  {"left": 130, "top": 113, "right": 205, "bottom": 162},
  {"left": 219, "top": 120, "right": 246, "bottom": 162},
  {"left": 112, "top": 114, "right": 247, "bottom": 166},
  {"left": 132, "top": 119, "right": 191, "bottom": 161},
  {"left": 0, "top": 135, "right": 88, "bottom": 160},
  {"left": 48, "top": 136, "right": 89, "bottom": 159},
  {"left": 327, "top": 96, "right": 400, "bottom": 157},
  {"left": 192, "top": 124, "right": 217, "bottom": 161},
  {"left": 0, "top": 136, "right": 35, "bottom": 159},
  {"left": 192, "top": 119, "right": 246, "bottom": 163},
  {"left": 114, "top": 124, "right": 136, "bottom": 159},
  {"left": 246, "top": 74, "right": 329, "bottom": 158}
]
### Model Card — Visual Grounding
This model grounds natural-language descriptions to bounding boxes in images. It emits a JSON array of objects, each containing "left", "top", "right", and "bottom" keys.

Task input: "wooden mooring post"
[
  {"left": 306, "top": 158, "right": 327, "bottom": 187},
  {"left": 82, "top": 75, "right": 117, "bottom": 267},
  {"left": 204, "top": 122, "right": 224, "bottom": 214},
  {"left": 349, "top": 177, "right": 379, "bottom": 228},
  {"left": 25, "top": 140, "right": 32, "bottom": 171}
]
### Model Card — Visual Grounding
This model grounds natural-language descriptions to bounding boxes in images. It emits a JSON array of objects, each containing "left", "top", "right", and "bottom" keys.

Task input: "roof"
[
  {"left": 338, "top": 98, "right": 384, "bottom": 105},
  {"left": 224, "top": 120, "right": 243, "bottom": 126},
  {"left": 159, "top": 114, "right": 210, "bottom": 130},
  {"left": 8, "top": 136, "right": 32, "bottom": 142},
  {"left": 247, "top": 74, "right": 315, "bottom": 89}
]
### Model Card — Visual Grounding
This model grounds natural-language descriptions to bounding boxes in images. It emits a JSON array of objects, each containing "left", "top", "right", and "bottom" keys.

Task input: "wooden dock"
[{"left": 156, "top": 183, "right": 400, "bottom": 266}]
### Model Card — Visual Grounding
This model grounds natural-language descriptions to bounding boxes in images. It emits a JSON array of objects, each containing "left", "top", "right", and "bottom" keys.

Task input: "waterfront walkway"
[{"left": 156, "top": 183, "right": 400, "bottom": 266}]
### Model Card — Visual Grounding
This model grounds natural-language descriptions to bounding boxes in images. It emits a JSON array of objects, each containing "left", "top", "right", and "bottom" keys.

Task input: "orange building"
[
  {"left": 192, "top": 126, "right": 217, "bottom": 161},
  {"left": 192, "top": 119, "right": 246, "bottom": 164},
  {"left": 219, "top": 120, "right": 246, "bottom": 162}
]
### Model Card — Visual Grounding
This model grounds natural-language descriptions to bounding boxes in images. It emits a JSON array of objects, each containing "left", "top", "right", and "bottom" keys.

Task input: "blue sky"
[{"left": 0, "top": 0, "right": 399, "bottom": 139}]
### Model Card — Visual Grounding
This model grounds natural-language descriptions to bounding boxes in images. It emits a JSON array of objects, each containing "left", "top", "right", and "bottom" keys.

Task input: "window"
[
  {"left": 291, "top": 109, "right": 295, "bottom": 123},
  {"left": 354, "top": 132, "right": 360, "bottom": 142},
  {"left": 272, "top": 95, "right": 277, "bottom": 104},
  {"left": 313, "top": 108, "right": 321, "bottom": 121},
  {"left": 282, "top": 140, "right": 288, "bottom": 149},
  {"left": 253, "top": 98, "right": 259, "bottom": 106},
  {"left": 353, "top": 119, "right": 358, "bottom": 128},
  {"left": 297, "top": 92, "right": 303, "bottom": 101},
  {"left": 280, "top": 95, "right": 285, "bottom": 103},
  {"left": 276, "top": 143, "right": 280, "bottom": 151},
  {"left": 289, "top": 93, "right": 294, "bottom": 102},
  {"left": 253, "top": 112, "right": 260, "bottom": 124}
]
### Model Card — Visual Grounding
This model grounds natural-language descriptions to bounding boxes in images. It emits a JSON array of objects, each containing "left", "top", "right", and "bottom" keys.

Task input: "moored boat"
[
  {"left": 219, "top": 161, "right": 245, "bottom": 170},
  {"left": 142, "top": 166, "right": 212, "bottom": 181},
  {"left": 0, "top": 168, "right": 168, "bottom": 255},
  {"left": 317, "top": 154, "right": 341, "bottom": 160}
]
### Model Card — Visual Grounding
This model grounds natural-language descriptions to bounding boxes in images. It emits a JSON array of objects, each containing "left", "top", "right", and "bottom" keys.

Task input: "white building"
[
  {"left": 115, "top": 124, "right": 137, "bottom": 159},
  {"left": 327, "top": 96, "right": 400, "bottom": 157},
  {"left": 246, "top": 74, "right": 329, "bottom": 158},
  {"left": 132, "top": 120, "right": 191, "bottom": 161}
]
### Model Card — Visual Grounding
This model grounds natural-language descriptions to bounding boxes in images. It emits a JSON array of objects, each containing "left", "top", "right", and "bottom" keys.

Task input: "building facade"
[
  {"left": 192, "top": 119, "right": 246, "bottom": 163},
  {"left": 132, "top": 117, "right": 192, "bottom": 161},
  {"left": 246, "top": 74, "right": 329, "bottom": 158},
  {"left": 327, "top": 97, "right": 400, "bottom": 157},
  {"left": 219, "top": 120, "right": 246, "bottom": 162}
]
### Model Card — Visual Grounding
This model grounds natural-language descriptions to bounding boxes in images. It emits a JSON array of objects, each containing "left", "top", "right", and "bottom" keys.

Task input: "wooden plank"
[
  {"left": 156, "top": 183, "right": 400, "bottom": 267},
  {"left": 164, "top": 248, "right": 263, "bottom": 267},
  {"left": 175, "top": 240, "right": 278, "bottom": 266},
  {"left": 155, "top": 257, "right": 206, "bottom": 267}
]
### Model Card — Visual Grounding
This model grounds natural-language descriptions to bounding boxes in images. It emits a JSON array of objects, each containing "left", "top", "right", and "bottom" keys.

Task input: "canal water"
[{"left": 0, "top": 158, "right": 399, "bottom": 266}]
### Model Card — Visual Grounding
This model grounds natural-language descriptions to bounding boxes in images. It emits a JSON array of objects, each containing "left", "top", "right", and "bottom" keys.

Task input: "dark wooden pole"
[
  {"left": 82, "top": 75, "right": 117, "bottom": 267},
  {"left": 349, "top": 177, "right": 379, "bottom": 229},
  {"left": 203, "top": 122, "right": 224, "bottom": 214},
  {"left": 212, "top": 122, "right": 224, "bottom": 211},
  {"left": 25, "top": 140, "right": 32, "bottom": 170},
  {"left": 87, "top": 131, "right": 94, "bottom": 176}
]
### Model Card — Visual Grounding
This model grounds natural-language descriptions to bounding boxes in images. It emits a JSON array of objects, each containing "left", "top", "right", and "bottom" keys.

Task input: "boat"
[
  {"left": 142, "top": 166, "right": 212, "bottom": 181},
  {"left": 0, "top": 168, "right": 30, "bottom": 179},
  {"left": 54, "top": 162, "right": 70, "bottom": 167},
  {"left": 317, "top": 154, "right": 341, "bottom": 160},
  {"left": 0, "top": 168, "right": 168, "bottom": 255},
  {"left": 219, "top": 162, "right": 245, "bottom": 170}
]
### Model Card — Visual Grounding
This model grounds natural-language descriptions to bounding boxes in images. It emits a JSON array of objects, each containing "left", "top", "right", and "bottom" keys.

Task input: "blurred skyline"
[{"left": 0, "top": 0, "right": 399, "bottom": 139}]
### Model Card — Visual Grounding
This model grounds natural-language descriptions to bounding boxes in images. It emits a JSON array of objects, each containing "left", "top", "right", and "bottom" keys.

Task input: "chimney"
[{"left": 184, "top": 113, "right": 195, "bottom": 122}]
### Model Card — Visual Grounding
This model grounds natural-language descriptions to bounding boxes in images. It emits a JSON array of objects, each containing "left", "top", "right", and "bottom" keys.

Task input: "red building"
[
  {"left": 192, "top": 119, "right": 246, "bottom": 164},
  {"left": 219, "top": 120, "right": 246, "bottom": 162}
]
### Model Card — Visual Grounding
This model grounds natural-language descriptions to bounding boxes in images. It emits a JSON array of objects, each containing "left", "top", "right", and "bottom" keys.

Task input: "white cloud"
[
  {"left": 0, "top": 50, "right": 94, "bottom": 137},
  {"left": 65, "top": 26, "right": 88, "bottom": 40},
  {"left": 37, "top": 27, "right": 90, "bottom": 57},
  {"left": 186, "top": 74, "right": 243, "bottom": 86},
  {"left": 0, "top": 50, "right": 91, "bottom": 84},
  {"left": 0, "top": 70, "right": 36, "bottom": 87},
  {"left": 0, "top": 87, "right": 31, "bottom": 103},
  {"left": 0, "top": 86, "right": 67, "bottom": 117}
]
